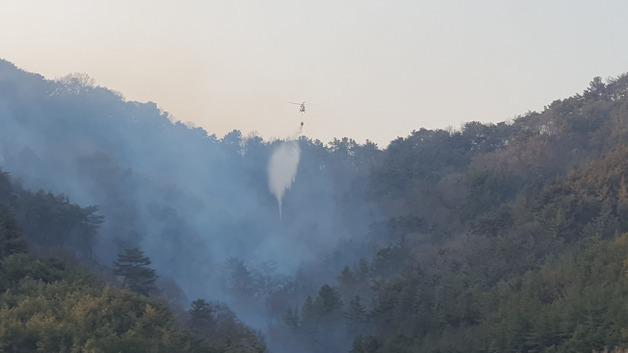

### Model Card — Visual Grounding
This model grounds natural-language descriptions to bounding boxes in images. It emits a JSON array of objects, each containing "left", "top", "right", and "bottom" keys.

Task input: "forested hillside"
[
  {"left": 264, "top": 76, "right": 628, "bottom": 353},
  {"left": 1, "top": 59, "right": 627, "bottom": 353},
  {"left": 0, "top": 171, "right": 266, "bottom": 352}
]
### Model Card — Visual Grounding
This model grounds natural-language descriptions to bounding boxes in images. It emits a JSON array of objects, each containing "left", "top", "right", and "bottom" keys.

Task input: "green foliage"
[
  {"left": 0, "top": 236, "right": 263, "bottom": 353},
  {"left": 190, "top": 299, "right": 214, "bottom": 323},
  {"left": 113, "top": 247, "right": 158, "bottom": 296},
  {"left": 4, "top": 61, "right": 628, "bottom": 353},
  {"left": 0, "top": 168, "right": 102, "bottom": 259},
  {"left": 286, "top": 75, "right": 628, "bottom": 353},
  {"left": 0, "top": 208, "right": 26, "bottom": 258},
  {"left": 0, "top": 254, "right": 68, "bottom": 291},
  {"left": 345, "top": 296, "right": 367, "bottom": 334},
  {"left": 187, "top": 299, "right": 267, "bottom": 353},
  {"left": 0, "top": 267, "right": 193, "bottom": 353},
  {"left": 314, "top": 285, "right": 343, "bottom": 315},
  {"left": 0, "top": 174, "right": 264, "bottom": 353},
  {"left": 480, "top": 234, "right": 628, "bottom": 353}
]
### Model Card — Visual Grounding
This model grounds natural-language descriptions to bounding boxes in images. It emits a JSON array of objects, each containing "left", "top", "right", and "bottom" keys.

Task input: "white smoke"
[{"left": 267, "top": 140, "right": 300, "bottom": 219}]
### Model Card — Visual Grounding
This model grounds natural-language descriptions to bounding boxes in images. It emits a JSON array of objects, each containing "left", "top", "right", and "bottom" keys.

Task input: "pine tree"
[
  {"left": 189, "top": 298, "right": 216, "bottom": 339},
  {"left": 315, "top": 284, "right": 343, "bottom": 315},
  {"left": 345, "top": 295, "right": 368, "bottom": 335},
  {"left": 113, "top": 247, "right": 157, "bottom": 295},
  {"left": 190, "top": 299, "right": 214, "bottom": 322}
]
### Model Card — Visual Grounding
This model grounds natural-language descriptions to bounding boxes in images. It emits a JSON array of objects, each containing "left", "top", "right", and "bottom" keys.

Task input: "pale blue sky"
[{"left": 1, "top": 0, "right": 627, "bottom": 145}]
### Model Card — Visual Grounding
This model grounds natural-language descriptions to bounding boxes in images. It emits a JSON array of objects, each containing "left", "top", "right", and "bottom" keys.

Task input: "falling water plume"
[{"left": 267, "top": 139, "right": 300, "bottom": 220}]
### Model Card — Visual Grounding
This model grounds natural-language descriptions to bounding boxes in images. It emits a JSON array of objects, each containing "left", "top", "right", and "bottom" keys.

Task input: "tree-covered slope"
[
  {"left": 277, "top": 77, "right": 628, "bottom": 353},
  {"left": 1, "top": 58, "right": 627, "bottom": 353},
  {"left": 0, "top": 172, "right": 266, "bottom": 353}
]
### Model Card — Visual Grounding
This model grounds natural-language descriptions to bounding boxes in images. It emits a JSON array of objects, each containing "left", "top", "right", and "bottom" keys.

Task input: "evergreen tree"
[
  {"left": 345, "top": 296, "right": 368, "bottom": 335},
  {"left": 113, "top": 247, "right": 157, "bottom": 295},
  {"left": 190, "top": 298, "right": 214, "bottom": 323},
  {"left": 226, "top": 258, "right": 257, "bottom": 299},
  {"left": 315, "top": 284, "right": 343, "bottom": 315}
]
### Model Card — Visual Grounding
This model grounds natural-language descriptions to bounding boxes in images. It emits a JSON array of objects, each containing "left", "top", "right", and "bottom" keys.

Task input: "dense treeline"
[
  {"left": 0, "top": 172, "right": 265, "bottom": 352},
  {"left": 0, "top": 58, "right": 377, "bottom": 314},
  {"left": 0, "top": 58, "right": 381, "bottom": 353},
  {"left": 1, "top": 59, "right": 627, "bottom": 353},
  {"left": 270, "top": 77, "right": 628, "bottom": 353}
]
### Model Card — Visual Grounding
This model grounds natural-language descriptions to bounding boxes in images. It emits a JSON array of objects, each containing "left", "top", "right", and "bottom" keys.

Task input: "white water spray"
[{"left": 267, "top": 140, "right": 300, "bottom": 219}]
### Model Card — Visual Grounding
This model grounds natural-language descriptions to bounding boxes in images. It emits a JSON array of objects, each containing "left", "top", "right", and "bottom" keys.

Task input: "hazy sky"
[{"left": 2, "top": 0, "right": 627, "bottom": 146}]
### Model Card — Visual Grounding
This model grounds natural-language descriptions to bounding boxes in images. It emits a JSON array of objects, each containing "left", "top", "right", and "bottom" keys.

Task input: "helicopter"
[
  {"left": 288, "top": 101, "right": 306, "bottom": 128},
  {"left": 289, "top": 101, "right": 306, "bottom": 114}
]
